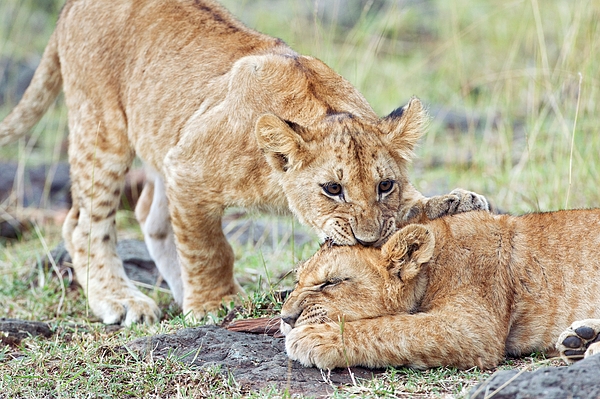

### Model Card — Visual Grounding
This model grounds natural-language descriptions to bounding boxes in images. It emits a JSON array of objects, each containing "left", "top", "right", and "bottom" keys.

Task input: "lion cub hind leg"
[
  {"left": 557, "top": 319, "right": 600, "bottom": 363},
  {"left": 64, "top": 110, "right": 161, "bottom": 326},
  {"left": 136, "top": 174, "right": 184, "bottom": 305}
]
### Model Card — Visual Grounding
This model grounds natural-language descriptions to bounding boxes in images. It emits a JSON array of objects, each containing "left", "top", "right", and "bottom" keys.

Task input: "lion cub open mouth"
[{"left": 282, "top": 210, "right": 600, "bottom": 370}]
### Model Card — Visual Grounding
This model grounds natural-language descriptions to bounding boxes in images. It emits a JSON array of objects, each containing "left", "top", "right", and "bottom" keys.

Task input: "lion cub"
[
  {"left": 0, "top": 0, "right": 486, "bottom": 325},
  {"left": 281, "top": 210, "right": 600, "bottom": 370}
]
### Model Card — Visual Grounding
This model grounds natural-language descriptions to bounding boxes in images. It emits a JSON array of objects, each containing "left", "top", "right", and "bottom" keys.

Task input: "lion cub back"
[
  {"left": 427, "top": 209, "right": 600, "bottom": 356},
  {"left": 506, "top": 210, "right": 600, "bottom": 354}
]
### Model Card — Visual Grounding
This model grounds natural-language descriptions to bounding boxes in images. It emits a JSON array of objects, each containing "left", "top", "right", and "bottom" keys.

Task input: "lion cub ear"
[
  {"left": 379, "top": 97, "right": 427, "bottom": 162},
  {"left": 255, "top": 114, "right": 308, "bottom": 173},
  {"left": 381, "top": 224, "right": 434, "bottom": 281}
]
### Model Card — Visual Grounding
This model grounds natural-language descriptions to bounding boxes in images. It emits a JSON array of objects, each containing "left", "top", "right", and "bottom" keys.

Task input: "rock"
[
  {"left": 0, "top": 216, "right": 31, "bottom": 239},
  {"left": 0, "top": 163, "right": 147, "bottom": 238},
  {"left": 0, "top": 162, "right": 71, "bottom": 209},
  {"left": 0, "top": 161, "right": 72, "bottom": 238},
  {"left": 0, "top": 318, "right": 53, "bottom": 339},
  {"left": 0, "top": 57, "right": 37, "bottom": 107},
  {"left": 48, "top": 239, "right": 168, "bottom": 289},
  {"left": 0, "top": 318, "right": 52, "bottom": 346},
  {"left": 469, "top": 354, "right": 600, "bottom": 399},
  {"left": 127, "top": 325, "right": 384, "bottom": 396}
]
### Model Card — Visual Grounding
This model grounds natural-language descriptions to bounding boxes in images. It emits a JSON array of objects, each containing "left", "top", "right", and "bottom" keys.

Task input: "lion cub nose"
[{"left": 281, "top": 314, "right": 298, "bottom": 328}]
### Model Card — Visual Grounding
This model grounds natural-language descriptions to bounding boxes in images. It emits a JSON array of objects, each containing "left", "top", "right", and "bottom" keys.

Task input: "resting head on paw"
[{"left": 280, "top": 224, "right": 431, "bottom": 335}]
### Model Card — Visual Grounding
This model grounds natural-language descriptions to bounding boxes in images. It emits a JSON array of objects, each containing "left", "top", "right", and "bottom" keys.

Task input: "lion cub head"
[
  {"left": 255, "top": 98, "right": 426, "bottom": 246},
  {"left": 280, "top": 224, "right": 434, "bottom": 334}
]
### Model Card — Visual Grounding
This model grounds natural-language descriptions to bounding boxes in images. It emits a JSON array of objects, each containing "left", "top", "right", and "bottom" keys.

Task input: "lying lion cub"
[
  {"left": 0, "top": 0, "right": 487, "bottom": 325},
  {"left": 281, "top": 210, "right": 600, "bottom": 370}
]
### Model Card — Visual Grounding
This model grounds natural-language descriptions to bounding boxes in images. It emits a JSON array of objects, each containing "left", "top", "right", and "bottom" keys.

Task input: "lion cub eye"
[
  {"left": 319, "top": 277, "right": 347, "bottom": 290},
  {"left": 378, "top": 180, "right": 394, "bottom": 194},
  {"left": 322, "top": 182, "right": 343, "bottom": 197}
]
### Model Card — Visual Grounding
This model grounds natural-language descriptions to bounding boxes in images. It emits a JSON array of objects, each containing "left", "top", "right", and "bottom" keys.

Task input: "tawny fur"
[
  {"left": 281, "top": 210, "right": 600, "bottom": 370},
  {"left": 0, "top": 0, "right": 487, "bottom": 325}
]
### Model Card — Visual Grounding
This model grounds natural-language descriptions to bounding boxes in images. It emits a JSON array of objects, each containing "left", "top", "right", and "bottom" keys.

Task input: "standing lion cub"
[
  {"left": 0, "top": 0, "right": 486, "bottom": 325},
  {"left": 281, "top": 210, "right": 600, "bottom": 370}
]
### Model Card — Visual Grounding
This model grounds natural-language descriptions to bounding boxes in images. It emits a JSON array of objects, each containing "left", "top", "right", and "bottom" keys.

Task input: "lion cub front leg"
[
  {"left": 164, "top": 167, "right": 244, "bottom": 320},
  {"left": 399, "top": 187, "right": 490, "bottom": 225},
  {"left": 286, "top": 314, "right": 504, "bottom": 370},
  {"left": 557, "top": 319, "right": 600, "bottom": 363}
]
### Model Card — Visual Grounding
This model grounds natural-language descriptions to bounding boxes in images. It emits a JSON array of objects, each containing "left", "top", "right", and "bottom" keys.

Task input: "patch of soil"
[{"left": 127, "top": 325, "right": 385, "bottom": 397}]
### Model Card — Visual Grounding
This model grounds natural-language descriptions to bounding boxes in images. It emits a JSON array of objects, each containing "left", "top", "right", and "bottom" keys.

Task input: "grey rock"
[
  {"left": 0, "top": 318, "right": 53, "bottom": 340},
  {"left": 0, "top": 57, "right": 37, "bottom": 107},
  {"left": 49, "top": 239, "right": 167, "bottom": 289},
  {"left": 0, "top": 162, "right": 71, "bottom": 209},
  {"left": 127, "top": 325, "right": 384, "bottom": 397},
  {"left": 0, "top": 161, "right": 72, "bottom": 239},
  {"left": 469, "top": 354, "right": 600, "bottom": 399}
]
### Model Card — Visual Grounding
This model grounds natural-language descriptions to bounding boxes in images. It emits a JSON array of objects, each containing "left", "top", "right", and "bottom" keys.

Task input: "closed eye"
[{"left": 318, "top": 277, "right": 349, "bottom": 290}]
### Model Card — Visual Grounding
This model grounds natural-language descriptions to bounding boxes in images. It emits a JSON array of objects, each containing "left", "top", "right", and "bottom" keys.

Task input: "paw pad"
[
  {"left": 574, "top": 326, "right": 597, "bottom": 340},
  {"left": 561, "top": 335, "right": 583, "bottom": 349},
  {"left": 557, "top": 319, "right": 600, "bottom": 363}
]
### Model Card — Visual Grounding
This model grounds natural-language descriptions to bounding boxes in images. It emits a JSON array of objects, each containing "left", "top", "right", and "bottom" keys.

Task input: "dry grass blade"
[{"left": 225, "top": 316, "right": 282, "bottom": 337}]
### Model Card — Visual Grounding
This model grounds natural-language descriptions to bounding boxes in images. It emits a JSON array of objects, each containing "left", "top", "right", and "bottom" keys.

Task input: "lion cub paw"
[
  {"left": 425, "top": 188, "right": 489, "bottom": 220},
  {"left": 557, "top": 319, "right": 600, "bottom": 363},
  {"left": 183, "top": 293, "right": 243, "bottom": 324},
  {"left": 285, "top": 324, "right": 345, "bottom": 369},
  {"left": 90, "top": 288, "right": 161, "bottom": 326}
]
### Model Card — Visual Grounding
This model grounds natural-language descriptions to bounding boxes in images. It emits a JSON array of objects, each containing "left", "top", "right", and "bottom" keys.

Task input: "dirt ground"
[{"left": 128, "top": 324, "right": 386, "bottom": 397}]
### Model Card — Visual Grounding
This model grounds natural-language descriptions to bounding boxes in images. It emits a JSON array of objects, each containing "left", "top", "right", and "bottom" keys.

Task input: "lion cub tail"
[{"left": 0, "top": 31, "right": 62, "bottom": 146}]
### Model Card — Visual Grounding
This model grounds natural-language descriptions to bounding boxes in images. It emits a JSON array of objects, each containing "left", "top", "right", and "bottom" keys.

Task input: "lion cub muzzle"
[
  {"left": 351, "top": 215, "right": 396, "bottom": 247},
  {"left": 280, "top": 308, "right": 301, "bottom": 336},
  {"left": 281, "top": 291, "right": 329, "bottom": 333},
  {"left": 281, "top": 313, "right": 299, "bottom": 329}
]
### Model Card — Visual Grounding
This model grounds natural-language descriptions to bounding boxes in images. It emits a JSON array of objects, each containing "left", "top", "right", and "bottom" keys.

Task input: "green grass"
[{"left": 1, "top": 0, "right": 599, "bottom": 397}]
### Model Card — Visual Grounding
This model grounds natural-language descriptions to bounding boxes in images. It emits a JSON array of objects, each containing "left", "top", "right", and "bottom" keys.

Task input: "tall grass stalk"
[{"left": 565, "top": 72, "right": 583, "bottom": 209}]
